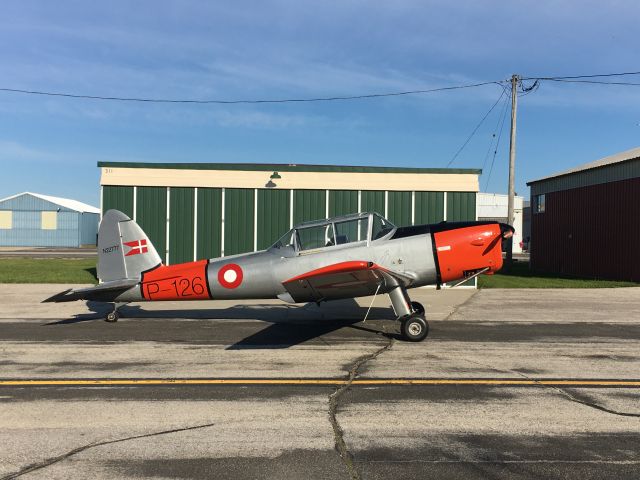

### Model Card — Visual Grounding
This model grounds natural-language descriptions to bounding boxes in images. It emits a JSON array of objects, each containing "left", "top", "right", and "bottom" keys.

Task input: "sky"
[{"left": 1, "top": 0, "right": 639, "bottom": 206}]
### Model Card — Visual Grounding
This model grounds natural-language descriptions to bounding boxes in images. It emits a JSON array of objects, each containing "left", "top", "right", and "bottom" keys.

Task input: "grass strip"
[
  {"left": 0, "top": 258, "right": 98, "bottom": 284},
  {"left": 479, "top": 260, "right": 638, "bottom": 288}
]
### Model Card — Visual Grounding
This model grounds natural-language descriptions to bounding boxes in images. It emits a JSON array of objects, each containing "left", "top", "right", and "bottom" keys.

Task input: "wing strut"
[{"left": 362, "top": 283, "right": 382, "bottom": 323}]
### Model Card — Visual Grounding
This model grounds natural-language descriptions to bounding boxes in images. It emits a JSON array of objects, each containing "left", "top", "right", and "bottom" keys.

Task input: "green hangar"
[{"left": 98, "top": 162, "right": 481, "bottom": 265}]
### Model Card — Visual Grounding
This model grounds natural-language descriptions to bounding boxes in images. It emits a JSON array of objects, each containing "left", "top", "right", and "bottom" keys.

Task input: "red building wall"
[{"left": 531, "top": 177, "right": 640, "bottom": 282}]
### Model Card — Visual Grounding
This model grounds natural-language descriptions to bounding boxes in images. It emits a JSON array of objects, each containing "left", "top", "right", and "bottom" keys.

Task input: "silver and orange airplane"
[{"left": 46, "top": 209, "right": 513, "bottom": 341}]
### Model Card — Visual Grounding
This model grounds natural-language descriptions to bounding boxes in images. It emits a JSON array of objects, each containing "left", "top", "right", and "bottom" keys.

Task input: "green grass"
[
  {"left": 1, "top": 257, "right": 637, "bottom": 289},
  {"left": 479, "top": 260, "right": 639, "bottom": 288},
  {"left": 0, "top": 258, "right": 98, "bottom": 284}
]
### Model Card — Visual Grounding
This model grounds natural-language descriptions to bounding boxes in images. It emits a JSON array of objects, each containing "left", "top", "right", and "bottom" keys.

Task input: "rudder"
[{"left": 97, "top": 210, "right": 162, "bottom": 282}]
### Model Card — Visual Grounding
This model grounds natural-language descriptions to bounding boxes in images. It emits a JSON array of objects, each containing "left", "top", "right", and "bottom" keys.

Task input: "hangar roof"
[
  {"left": 528, "top": 146, "right": 640, "bottom": 185},
  {"left": 99, "top": 162, "right": 481, "bottom": 192},
  {"left": 0, "top": 192, "right": 100, "bottom": 214},
  {"left": 527, "top": 147, "right": 640, "bottom": 196},
  {"left": 98, "top": 161, "right": 480, "bottom": 175}
]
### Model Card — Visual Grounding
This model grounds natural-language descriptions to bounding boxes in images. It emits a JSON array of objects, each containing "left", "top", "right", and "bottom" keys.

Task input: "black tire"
[
  {"left": 401, "top": 314, "right": 429, "bottom": 342},
  {"left": 410, "top": 301, "right": 425, "bottom": 315},
  {"left": 105, "top": 311, "right": 119, "bottom": 323}
]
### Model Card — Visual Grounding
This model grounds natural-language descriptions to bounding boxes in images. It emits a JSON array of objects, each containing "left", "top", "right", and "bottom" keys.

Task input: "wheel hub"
[{"left": 408, "top": 322, "right": 422, "bottom": 336}]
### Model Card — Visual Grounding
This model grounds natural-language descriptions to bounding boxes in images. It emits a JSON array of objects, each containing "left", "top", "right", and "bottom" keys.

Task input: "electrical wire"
[
  {"left": 521, "top": 71, "right": 640, "bottom": 81},
  {"left": 0, "top": 81, "right": 503, "bottom": 105},
  {"left": 480, "top": 91, "right": 510, "bottom": 173},
  {"left": 2, "top": 71, "right": 640, "bottom": 105},
  {"left": 518, "top": 79, "right": 540, "bottom": 97},
  {"left": 445, "top": 86, "right": 507, "bottom": 167},
  {"left": 543, "top": 79, "right": 640, "bottom": 86},
  {"left": 483, "top": 86, "right": 510, "bottom": 192}
]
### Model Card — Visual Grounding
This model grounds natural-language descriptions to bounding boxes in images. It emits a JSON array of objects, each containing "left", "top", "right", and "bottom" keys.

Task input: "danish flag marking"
[{"left": 124, "top": 239, "right": 148, "bottom": 256}]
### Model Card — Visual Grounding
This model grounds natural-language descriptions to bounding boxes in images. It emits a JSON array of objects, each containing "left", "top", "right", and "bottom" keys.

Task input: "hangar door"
[{"left": 103, "top": 185, "right": 474, "bottom": 265}]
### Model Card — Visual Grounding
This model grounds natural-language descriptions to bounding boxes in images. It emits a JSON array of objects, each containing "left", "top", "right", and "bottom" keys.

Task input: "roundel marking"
[{"left": 218, "top": 263, "right": 243, "bottom": 289}]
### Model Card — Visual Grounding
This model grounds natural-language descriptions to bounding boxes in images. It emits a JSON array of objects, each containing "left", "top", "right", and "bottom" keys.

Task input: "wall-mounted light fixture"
[{"left": 265, "top": 171, "right": 281, "bottom": 188}]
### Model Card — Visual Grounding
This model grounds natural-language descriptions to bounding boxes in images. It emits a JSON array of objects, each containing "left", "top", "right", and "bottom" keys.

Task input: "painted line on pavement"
[{"left": 1, "top": 379, "right": 640, "bottom": 387}]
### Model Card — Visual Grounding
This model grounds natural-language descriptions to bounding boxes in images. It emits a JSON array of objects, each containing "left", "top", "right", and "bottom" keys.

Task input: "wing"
[{"left": 281, "top": 260, "right": 413, "bottom": 303}]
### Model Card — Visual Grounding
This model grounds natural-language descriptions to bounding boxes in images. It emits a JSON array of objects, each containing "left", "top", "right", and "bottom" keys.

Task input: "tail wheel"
[
  {"left": 410, "top": 301, "right": 425, "bottom": 315},
  {"left": 401, "top": 314, "right": 429, "bottom": 342},
  {"left": 105, "top": 311, "right": 119, "bottom": 323}
]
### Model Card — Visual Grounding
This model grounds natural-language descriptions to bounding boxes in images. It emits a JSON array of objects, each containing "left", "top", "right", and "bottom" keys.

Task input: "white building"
[{"left": 477, "top": 193, "right": 524, "bottom": 253}]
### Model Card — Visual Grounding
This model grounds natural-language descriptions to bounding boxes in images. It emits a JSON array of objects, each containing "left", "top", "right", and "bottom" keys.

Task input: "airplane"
[{"left": 45, "top": 209, "right": 514, "bottom": 342}]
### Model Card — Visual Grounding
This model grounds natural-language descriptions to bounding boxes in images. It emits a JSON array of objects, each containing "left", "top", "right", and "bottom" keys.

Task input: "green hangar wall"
[{"left": 99, "top": 162, "right": 480, "bottom": 265}]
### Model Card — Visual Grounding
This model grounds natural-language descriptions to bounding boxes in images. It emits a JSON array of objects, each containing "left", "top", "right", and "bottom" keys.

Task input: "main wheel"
[
  {"left": 410, "top": 301, "right": 425, "bottom": 315},
  {"left": 401, "top": 314, "right": 429, "bottom": 342},
  {"left": 105, "top": 311, "right": 119, "bottom": 323}
]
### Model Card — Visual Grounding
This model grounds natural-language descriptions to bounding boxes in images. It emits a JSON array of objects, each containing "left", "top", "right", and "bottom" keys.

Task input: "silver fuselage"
[{"left": 117, "top": 232, "right": 436, "bottom": 303}]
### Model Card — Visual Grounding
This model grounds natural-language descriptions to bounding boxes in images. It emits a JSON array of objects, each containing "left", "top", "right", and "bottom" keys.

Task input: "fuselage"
[{"left": 114, "top": 219, "right": 507, "bottom": 304}]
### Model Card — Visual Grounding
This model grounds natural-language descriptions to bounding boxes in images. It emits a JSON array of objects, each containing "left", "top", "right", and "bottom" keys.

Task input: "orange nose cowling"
[{"left": 434, "top": 224, "right": 504, "bottom": 283}]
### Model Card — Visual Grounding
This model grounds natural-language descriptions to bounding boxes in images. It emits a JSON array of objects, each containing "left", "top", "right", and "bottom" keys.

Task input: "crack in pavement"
[
  {"left": 0, "top": 421, "right": 217, "bottom": 479},
  {"left": 444, "top": 289, "right": 479, "bottom": 321},
  {"left": 461, "top": 357, "right": 640, "bottom": 418},
  {"left": 329, "top": 333, "right": 395, "bottom": 480}
]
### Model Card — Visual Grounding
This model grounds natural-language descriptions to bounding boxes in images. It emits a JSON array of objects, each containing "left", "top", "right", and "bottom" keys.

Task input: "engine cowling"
[{"left": 434, "top": 223, "right": 512, "bottom": 283}]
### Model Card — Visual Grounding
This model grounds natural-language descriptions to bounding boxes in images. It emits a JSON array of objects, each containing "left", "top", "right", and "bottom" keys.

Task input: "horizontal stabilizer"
[{"left": 42, "top": 279, "right": 139, "bottom": 303}]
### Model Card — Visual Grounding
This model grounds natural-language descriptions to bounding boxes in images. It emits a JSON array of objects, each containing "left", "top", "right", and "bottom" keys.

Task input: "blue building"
[{"left": 0, "top": 192, "right": 100, "bottom": 247}]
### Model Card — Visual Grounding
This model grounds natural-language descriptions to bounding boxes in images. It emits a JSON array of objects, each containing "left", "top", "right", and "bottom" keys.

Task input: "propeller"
[{"left": 499, "top": 223, "right": 515, "bottom": 240}]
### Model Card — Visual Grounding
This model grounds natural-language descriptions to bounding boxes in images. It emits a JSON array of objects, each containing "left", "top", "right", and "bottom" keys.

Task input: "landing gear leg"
[
  {"left": 105, "top": 302, "right": 128, "bottom": 323},
  {"left": 388, "top": 287, "right": 429, "bottom": 342}
]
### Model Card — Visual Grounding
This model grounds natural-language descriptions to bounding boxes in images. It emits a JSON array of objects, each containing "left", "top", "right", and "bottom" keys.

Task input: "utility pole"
[{"left": 506, "top": 74, "right": 519, "bottom": 267}]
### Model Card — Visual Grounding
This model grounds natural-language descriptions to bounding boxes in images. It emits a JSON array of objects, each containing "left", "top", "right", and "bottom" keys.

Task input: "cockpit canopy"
[{"left": 270, "top": 212, "right": 395, "bottom": 253}]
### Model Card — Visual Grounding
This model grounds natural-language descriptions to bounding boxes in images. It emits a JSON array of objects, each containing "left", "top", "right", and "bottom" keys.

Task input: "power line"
[
  {"left": 522, "top": 71, "right": 640, "bottom": 81},
  {"left": 0, "top": 81, "right": 503, "bottom": 105},
  {"left": 483, "top": 84, "right": 511, "bottom": 192},
  {"left": 445, "top": 86, "right": 507, "bottom": 167},
  {"left": 1, "top": 71, "right": 640, "bottom": 105},
  {"left": 481, "top": 91, "right": 510, "bottom": 173},
  {"left": 543, "top": 79, "right": 640, "bottom": 86}
]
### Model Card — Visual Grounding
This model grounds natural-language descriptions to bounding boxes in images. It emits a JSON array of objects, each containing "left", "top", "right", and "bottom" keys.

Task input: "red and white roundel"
[{"left": 218, "top": 263, "right": 243, "bottom": 289}]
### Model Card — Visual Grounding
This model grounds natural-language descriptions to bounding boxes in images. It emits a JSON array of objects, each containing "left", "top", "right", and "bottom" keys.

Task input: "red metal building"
[{"left": 527, "top": 147, "right": 640, "bottom": 282}]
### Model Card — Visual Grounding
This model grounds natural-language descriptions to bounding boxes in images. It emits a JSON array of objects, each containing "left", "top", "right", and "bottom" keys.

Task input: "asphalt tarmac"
[{"left": 1, "top": 286, "right": 639, "bottom": 480}]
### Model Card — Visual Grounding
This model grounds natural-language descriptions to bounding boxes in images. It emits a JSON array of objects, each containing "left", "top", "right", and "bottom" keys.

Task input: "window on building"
[
  {"left": 534, "top": 194, "right": 545, "bottom": 214},
  {"left": 0, "top": 211, "right": 12, "bottom": 229},
  {"left": 41, "top": 211, "right": 58, "bottom": 230}
]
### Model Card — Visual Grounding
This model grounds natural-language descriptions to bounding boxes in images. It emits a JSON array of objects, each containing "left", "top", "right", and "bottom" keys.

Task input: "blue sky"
[{"left": 1, "top": 1, "right": 639, "bottom": 206}]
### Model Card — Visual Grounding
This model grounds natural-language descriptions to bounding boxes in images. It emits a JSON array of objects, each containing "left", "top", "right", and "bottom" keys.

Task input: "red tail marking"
[{"left": 124, "top": 239, "right": 148, "bottom": 256}]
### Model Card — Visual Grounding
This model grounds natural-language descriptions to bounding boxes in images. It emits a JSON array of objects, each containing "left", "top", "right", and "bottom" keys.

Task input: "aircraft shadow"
[
  {"left": 44, "top": 299, "right": 398, "bottom": 348},
  {"left": 44, "top": 301, "right": 114, "bottom": 325},
  {"left": 225, "top": 319, "right": 398, "bottom": 349}
]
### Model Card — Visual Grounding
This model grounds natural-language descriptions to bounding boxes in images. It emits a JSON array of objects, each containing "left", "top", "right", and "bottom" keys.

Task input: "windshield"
[
  {"left": 271, "top": 213, "right": 393, "bottom": 251},
  {"left": 371, "top": 213, "right": 395, "bottom": 240},
  {"left": 270, "top": 229, "right": 296, "bottom": 249}
]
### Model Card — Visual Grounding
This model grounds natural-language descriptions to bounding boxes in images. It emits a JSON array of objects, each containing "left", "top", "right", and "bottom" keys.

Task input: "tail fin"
[{"left": 97, "top": 210, "right": 163, "bottom": 282}]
